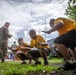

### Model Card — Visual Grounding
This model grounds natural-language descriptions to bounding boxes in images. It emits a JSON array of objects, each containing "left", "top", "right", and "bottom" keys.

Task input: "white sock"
[{"left": 73, "top": 60, "right": 76, "bottom": 63}]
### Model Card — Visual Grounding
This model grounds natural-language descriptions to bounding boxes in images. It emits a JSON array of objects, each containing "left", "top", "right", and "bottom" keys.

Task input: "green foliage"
[
  {"left": 0, "top": 58, "right": 63, "bottom": 75},
  {"left": 65, "top": 0, "right": 76, "bottom": 20}
]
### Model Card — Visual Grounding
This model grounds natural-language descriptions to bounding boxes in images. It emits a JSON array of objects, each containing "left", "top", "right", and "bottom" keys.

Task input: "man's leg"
[
  {"left": 1, "top": 45, "right": 7, "bottom": 63},
  {"left": 54, "top": 31, "right": 76, "bottom": 70},
  {"left": 54, "top": 43, "right": 76, "bottom": 70},
  {"left": 25, "top": 51, "right": 41, "bottom": 64},
  {"left": 39, "top": 49, "right": 48, "bottom": 65},
  {"left": 12, "top": 52, "right": 15, "bottom": 61},
  {"left": 1, "top": 50, "right": 5, "bottom": 63},
  {"left": 69, "top": 50, "right": 76, "bottom": 60},
  {"left": 17, "top": 53, "right": 27, "bottom": 64},
  {"left": 69, "top": 46, "right": 76, "bottom": 61},
  {"left": 54, "top": 43, "right": 71, "bottom": 60}
]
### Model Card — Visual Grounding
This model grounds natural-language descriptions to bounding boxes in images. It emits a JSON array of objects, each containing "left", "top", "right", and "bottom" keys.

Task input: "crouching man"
[
  {"left": 24, "top": 29, "right": 51, "bottom": 65},
  {"left": 9, "top": 38, "right": 31, "bottom": 64}
]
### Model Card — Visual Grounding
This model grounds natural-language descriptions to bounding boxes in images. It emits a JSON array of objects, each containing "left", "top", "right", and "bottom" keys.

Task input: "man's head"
[
  {"left": 49, "top": 19, "right": 55, "bottom": 27},
  {"left": 14, "top": 41, "right": 16, "bottom": 43},
  {"left": 29, "top": 29, "right": 36, "bottom": 39},
  {"left": 18, "top": 38, "right": 23, "bottom": 45},
  {"left": 4, "top": 22, "right": 10, "bottom": 28}
]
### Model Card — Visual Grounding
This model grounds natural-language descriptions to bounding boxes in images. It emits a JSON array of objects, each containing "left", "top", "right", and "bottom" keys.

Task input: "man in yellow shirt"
[
  {"left": 9, "top": 38, "right": 41, "bottom": 64},
  {"left": 25, "top": 29, "right": 51, "bottom": 65},
  {"left": 12, "top": 38, "right": 31, "bottom": 64},
  {"left": 42, "top": 17, "right": 76, "bottom": 70}
]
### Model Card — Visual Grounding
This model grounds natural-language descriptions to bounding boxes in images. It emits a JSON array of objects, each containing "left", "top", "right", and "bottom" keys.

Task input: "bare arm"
[
  {"left": 24, "top": 44, "right": 33, "bottom": 48},
  {"left": 8, "top": 46, "right": 17, "bottom": 52},
  {"left": 42, "top": 22, "right": 63, "bottom": 34}
]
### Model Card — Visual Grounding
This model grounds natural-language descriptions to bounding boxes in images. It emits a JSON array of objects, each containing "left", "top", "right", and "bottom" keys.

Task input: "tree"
[{"left": 65, "top": 0, "right": 76, "bottom": 21}]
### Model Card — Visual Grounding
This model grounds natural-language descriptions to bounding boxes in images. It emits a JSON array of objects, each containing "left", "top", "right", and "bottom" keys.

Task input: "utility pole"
[{"left": 45, "top": 18, "right": 46, "bottom": 40}]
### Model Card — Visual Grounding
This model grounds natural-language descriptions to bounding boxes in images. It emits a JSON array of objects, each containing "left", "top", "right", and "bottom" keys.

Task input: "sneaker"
[
  {"left": 21, "top": 61, "right": 26, "bottom": 64},
  {"left": 73, "top": 62, "right": 76, "bottom": 68},
  {"left": 44, "top": 61, "right": 49, "bottom": 65},
  {"left": 58, "top": 62, "right": 75, "bottom": 71},
  {"left": 34, "top": 61, "right": 41, "bottom": 65}
]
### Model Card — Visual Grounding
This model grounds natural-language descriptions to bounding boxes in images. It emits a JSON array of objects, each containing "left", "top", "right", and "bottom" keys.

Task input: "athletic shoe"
[
  {"left": 34, "top": 61, "right": 41, "bottom": 65},
  {"left": 21, "top": 61, "right": 26, "bottom": 64},
  {"left": 58, "top": 62, "right": 75, "bottom": 71},
  {"left": 73, "top": 62, "right": 76, "bottom": 68}
]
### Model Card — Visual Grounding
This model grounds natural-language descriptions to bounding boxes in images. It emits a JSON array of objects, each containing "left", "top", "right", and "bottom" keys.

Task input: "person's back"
[{"left": 11, "top": 42, "right": 17, "bottom": 50}]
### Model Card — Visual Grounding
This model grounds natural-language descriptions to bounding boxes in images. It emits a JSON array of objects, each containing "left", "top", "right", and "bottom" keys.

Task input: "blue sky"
[{"left": 0, "top": 0, "right": 68, "bottom": 46}]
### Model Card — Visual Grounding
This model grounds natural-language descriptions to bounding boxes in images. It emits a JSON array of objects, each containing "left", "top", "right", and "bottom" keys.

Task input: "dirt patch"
[{"left": 27, "top": 70, "right": 76, "bottom": 75}]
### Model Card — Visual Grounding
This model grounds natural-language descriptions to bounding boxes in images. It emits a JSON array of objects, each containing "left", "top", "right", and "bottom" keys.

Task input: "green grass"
[{"left": 0, "top": 58, "right": 63, "bottom": 75}]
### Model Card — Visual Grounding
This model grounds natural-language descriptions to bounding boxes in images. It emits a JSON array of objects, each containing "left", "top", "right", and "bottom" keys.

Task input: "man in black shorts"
[
  {"left": 16, "top": 49, "right": 50, "bottom": 65},
  {"left": 42, "top": 17, "right": 76, "bottom": 70},
  {"left": 16, "top": 50, "right": 40, "bottom": 63}
]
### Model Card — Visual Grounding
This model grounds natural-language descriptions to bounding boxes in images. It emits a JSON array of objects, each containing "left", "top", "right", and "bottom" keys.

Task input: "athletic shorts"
[
  {"left": 39, "top": 48, "right": 51, "bottom": 56},
  {"left": 54, "top": 29, "right": 76, "bottom": 50},
  {"left": 19, "top": 49, "right": 50, "bottom": 60},
  {"left": 19, "top": 50, "right": 41, "bottom": 61}
]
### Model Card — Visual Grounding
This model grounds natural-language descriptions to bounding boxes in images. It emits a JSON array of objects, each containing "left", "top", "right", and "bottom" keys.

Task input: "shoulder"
[
  {"left": 2, "top": 26, "right": 8, "bottom": 31},
  {"left": 55, "top": 17, "right": 64, "bottom": 21},
  {"left": 37, "top": 35, "right": 42, "bottom": 37},
  {"left": 54, "top": 17, "right": 64, "bottom": 24},
  {"left": 36, "top": 35, "right": 43, "bottom": 39},
  {"left": 24, "top": 42, "right": 28, "bottom": 45}
]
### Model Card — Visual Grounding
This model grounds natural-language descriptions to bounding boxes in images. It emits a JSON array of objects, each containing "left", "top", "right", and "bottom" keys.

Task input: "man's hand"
[
  {"left": 10, "top": 34, "right": 13, "bottom": 37},
  {"left": 8, "top": 46, "right": 17, "bottom": 51},
  {"left": 8, "top": 34, "right": 13, "bottom": 38}
]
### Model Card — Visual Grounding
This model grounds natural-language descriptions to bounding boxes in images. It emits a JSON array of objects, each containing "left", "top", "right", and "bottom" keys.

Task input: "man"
[
  {"left": 42, "top": 17, "right": 76, "bottom": 70},
  {"left": 0, "top": 22, "right": 12, "bottom": 63},
  {"left": 11, "top": 41, "right": 17, "bottom": 61},
  {"left": 25, "top": 29, "right": 51, "bottom": 65},
  {"left": 11, "top": 38, "right": 31, "bottom": 64}
]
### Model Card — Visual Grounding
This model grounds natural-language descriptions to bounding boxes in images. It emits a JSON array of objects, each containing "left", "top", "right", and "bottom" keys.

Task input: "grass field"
[{"left": 0, "top": 58, "right": 63, "bottom": 75}]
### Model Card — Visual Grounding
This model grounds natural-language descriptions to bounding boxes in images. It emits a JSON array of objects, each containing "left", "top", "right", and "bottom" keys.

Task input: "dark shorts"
[
  {"left": 54, "top": 29, "right": 76, "bottom": 50},
  {"left": 19, "top": 49, "right": 50, "bottom": 61},
  {"left": 19, "top": 50, "right": 41, "bottom": 61},
  {"left": 40, "top": 48, "right": 51, "bottom": 56},
  {"left": 28, "top": 50, "right": 41, "bottom": 57},
  {"left": 19, "top": 53, "right": 27, "bottom": 61}
]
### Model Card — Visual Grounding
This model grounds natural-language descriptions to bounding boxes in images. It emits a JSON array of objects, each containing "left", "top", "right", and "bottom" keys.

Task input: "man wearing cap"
[{"left": 11, "top": 38, "right": 31, "bottom": 64}]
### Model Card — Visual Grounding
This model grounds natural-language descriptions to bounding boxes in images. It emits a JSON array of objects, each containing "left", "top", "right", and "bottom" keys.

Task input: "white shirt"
[{"left": 11, "top": 43, "right": 17, "bottom": 50}]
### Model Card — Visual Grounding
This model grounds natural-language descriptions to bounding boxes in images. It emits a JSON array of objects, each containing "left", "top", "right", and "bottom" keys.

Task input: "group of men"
[
  {"left": 11, "top": 29, "right": 51, "bottom": 65},
  {"left": 0, "top": 17, "right": 76, "bottom": 70}
]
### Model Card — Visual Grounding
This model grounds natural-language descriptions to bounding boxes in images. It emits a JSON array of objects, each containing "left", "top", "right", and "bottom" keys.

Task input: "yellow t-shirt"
[
  {"left": 16, "top": 42, "right": 29, "bottom": 54},
  {"left": 54, "top": 17, "right": 76, "bottom": 35},
  {"left": 30, "top": 35, "right": 50, "bottom": 49}
]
